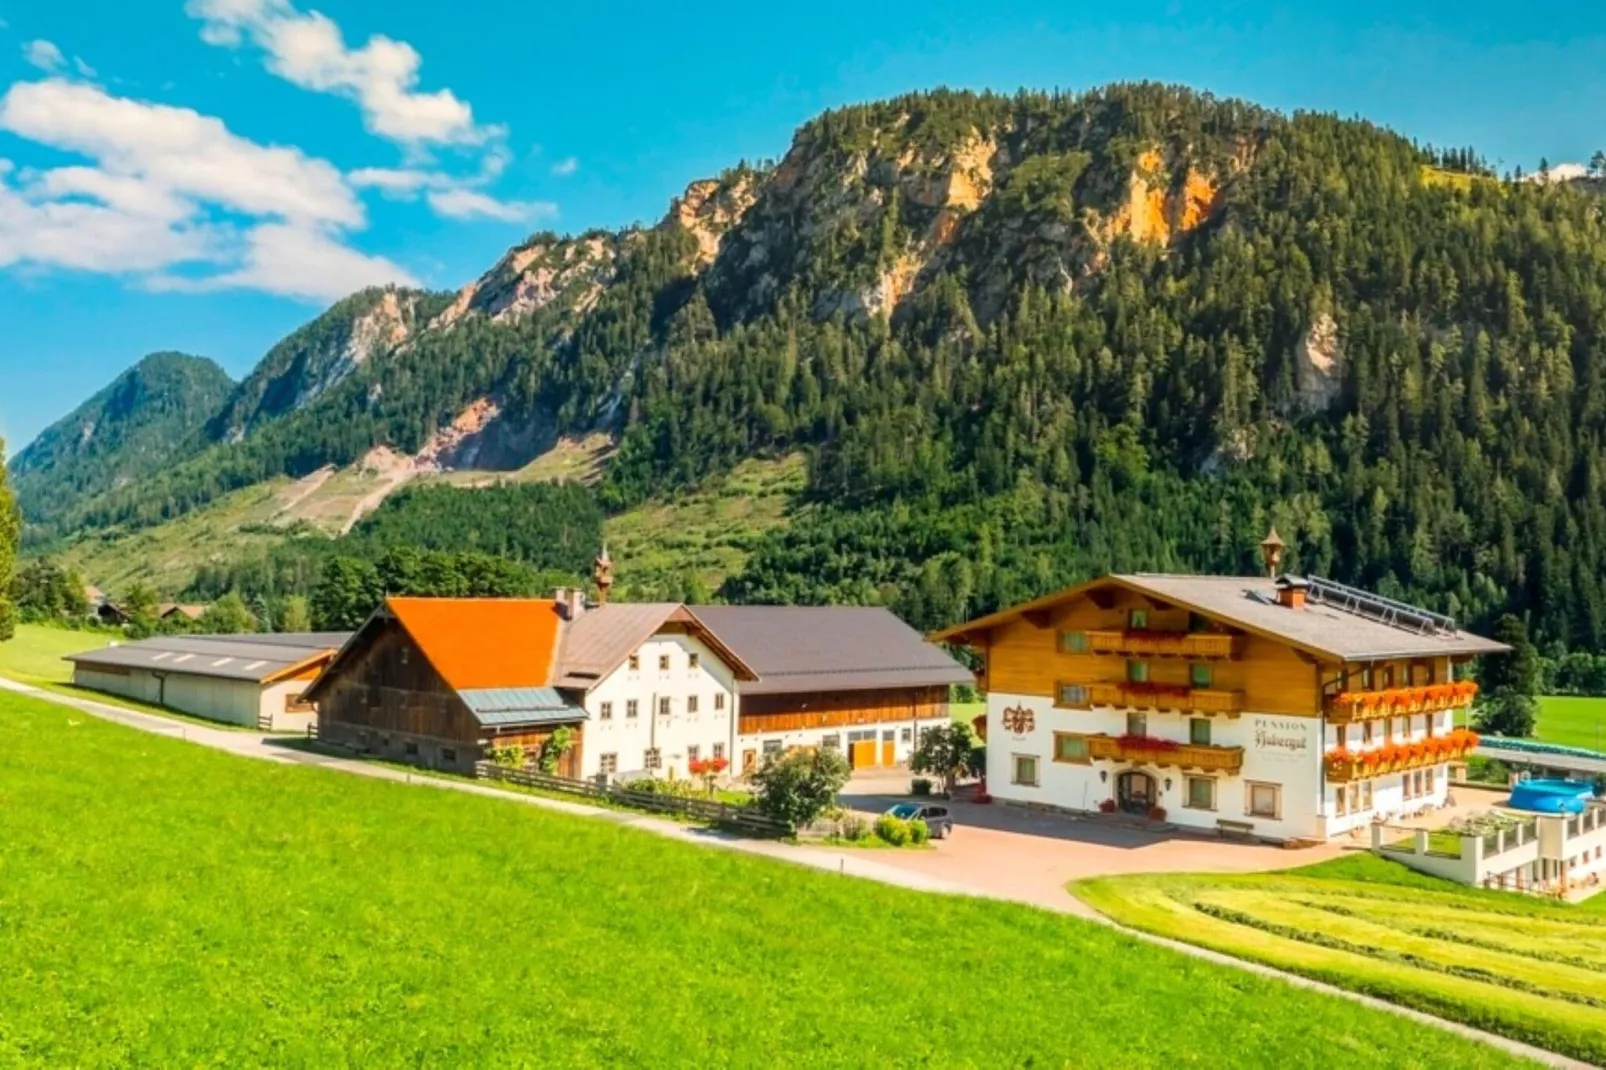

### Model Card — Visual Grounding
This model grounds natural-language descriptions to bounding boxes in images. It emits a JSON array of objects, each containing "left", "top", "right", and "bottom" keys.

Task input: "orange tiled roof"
[{"left": 387, "top": 597, "right": 563, "bottom": 690}]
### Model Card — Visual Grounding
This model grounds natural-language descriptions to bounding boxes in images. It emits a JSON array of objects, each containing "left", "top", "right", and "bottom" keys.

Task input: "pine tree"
[{"left": 0, "top": 436, "right": 18, "bottom": 642}]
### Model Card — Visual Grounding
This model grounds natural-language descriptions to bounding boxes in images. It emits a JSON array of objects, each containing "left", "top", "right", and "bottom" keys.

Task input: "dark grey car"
[{"left": 888, "top": 802, "right": 953, "bottom": 839}]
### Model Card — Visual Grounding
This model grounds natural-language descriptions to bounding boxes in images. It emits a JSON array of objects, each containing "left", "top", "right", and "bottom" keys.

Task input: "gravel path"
[{"left": 2, "top": 676, "right": 1582, "bottom": 1069}]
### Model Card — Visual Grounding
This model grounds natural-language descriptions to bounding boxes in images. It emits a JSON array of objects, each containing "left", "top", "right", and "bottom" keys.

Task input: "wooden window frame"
[
  {"left": 1058, "top": 630, "right": 1089, "bottom": 654},
  {"left": 1335, "top": 786, "right": 1347, "bottom": 816},
  {"left": 714, "top": 692, "right": 726, "bottom": 710},
  {"left": 687, "top": 695, "right": 700, "bottom": 714},
  {"left": 599, "top": 701, "right": 613, "bottom": 721},
  {"left": 644, "top": 748, "right": 661, "bottom": 771},
  {"left": 1127, "top": 660, "right": 1150, "bottom": 684},
  {"left": 1335, "top": 724, "right": 1348, "bottom": 749},
  {"left": 1184, "top": 776, "right": 1216, "bottom": 811},
  {"left": 1053, "top": 732, "right": 1091, "bottom": 765},
  {"left": 626, "top": 699, "right": 639, "bottom": 719},
  {"left": 658, "top": 696, "right": 672, "bottom": 717},
  {"left": 1011, "top": 753, "right": 1041, "bottom": 787},
  {"left": 1055, "top": 682, "right": 1091, "bottom": 708},
  {"left": 599, "top": 753, "right": 618, "bottom": 775},
  {"left": 1188, "top": 717, "right": 1211, "bottom": 746},
  {"left": 711, "top": 742, "right": 725, "bottom": 760},
  {"left": 628, "top": 654, "right": 640, "bottom": 672},
  {"left": 1129, "top": 609, "right": 1149, "bottom": 630},
  {"left": 1125, "top": 711, "right": 1147, "bottom": 737},
  {"left": 1246, "top": 781, "right": 1281, "bottom": 820},
  {"left": 659, "top": 654, "right": 671, "bottom": 672},
  {"left": 1190, "top": 662, "right": 1213, "bottom": 688},
  {"left": 689, "top": 652, "right": 700, "bottom": 671}
]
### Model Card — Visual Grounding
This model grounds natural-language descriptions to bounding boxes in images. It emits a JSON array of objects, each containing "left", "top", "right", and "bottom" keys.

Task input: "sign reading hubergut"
[{"left": 1252, "top": 716, "right": 1311, "bottom": 762}]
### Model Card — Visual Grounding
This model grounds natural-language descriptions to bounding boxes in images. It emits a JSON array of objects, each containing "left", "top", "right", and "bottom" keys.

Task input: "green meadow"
[
  {"left": 1074, "top": 854, "right": 1606, "bottom": 1064},
  {"left": 0, "top": 690, "right": 1524, "bottom": 1068}
]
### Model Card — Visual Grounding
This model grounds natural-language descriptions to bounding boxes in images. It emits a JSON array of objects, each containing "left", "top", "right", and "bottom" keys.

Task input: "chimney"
[
  {"left": 553, "top": 587, "right": 573, "bottom": 620},
  {"left": 568, "top": 588, "right": 587, "bottom": 619},
  {"left": 1274, "top": 575, "right": 1309, "bottom": 610}
]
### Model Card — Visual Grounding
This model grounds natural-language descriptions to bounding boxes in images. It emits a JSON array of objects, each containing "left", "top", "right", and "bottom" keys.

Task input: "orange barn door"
[
  {"left": 881, "top": 740, "right": 896, "bottom": 766},
  {"left": 850, "top": 741, "right": 877, "bottom": 768}
]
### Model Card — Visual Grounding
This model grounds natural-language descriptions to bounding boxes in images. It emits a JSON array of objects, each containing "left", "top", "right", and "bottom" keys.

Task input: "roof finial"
[
  {"left": 1259, "top": 526, "right": 1286, "bottom": 579},
  {"left": 593, "top": 543, "right": 614, "bottom": 606}
]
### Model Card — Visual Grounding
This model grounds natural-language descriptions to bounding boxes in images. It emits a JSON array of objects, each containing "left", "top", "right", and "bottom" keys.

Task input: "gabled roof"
[
  {"left": 387, "top": 597, "right": 564, "bottom": 690},
  {"left": 66, "top": 632, "right": 348, "bottom": 684},
  {"left": 552, "top": 603, "right": 757, "bottom": 688},
  {"left": 693, "top": 605, "right": 973, "bottom": 695},
  {"left": 930, "top": 574, "right": 1507, "bottom": 662}
]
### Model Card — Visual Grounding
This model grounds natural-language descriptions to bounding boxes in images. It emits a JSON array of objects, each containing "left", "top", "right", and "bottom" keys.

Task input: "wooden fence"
[{"left": 474, "top": 763, "right": 791, "bottom": 837}]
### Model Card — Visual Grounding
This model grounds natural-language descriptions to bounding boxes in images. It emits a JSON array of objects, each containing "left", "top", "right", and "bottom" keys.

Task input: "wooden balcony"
[
  {"left": 1084, "top": 630, "right": 1240, "bottom": 659},
  {"left": 1087, "top": 734, "right": 1245, "bottom": 775},
  {"left": 1086, "top": 682, "right": 1244, "bottom": 714},
  {"left": 1326, "top": 729, "right": 1479, "bottom": 783},
  {"left": 1325, "top": 682, "right": 1479, "bottom": 724}
]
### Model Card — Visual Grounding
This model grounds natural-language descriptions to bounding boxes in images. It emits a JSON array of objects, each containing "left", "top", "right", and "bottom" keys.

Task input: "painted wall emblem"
[
  {"left": 1252, "top": 716, "right": 1312, "bottom": 763},
  {"left": 1002, "top": 706, "right": 1036, "bottom": 736}
]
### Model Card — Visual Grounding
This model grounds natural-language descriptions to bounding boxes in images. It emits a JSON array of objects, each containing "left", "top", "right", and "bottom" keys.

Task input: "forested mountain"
[
  {"left": 9, "top": 352, "right": 235, "bottom": 529},
  {"left": 21, "top": 83, "right": 1606, "bottom": 648}
]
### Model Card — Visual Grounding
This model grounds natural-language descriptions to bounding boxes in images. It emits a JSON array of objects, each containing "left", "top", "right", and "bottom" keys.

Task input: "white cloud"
[
  {"left": 425, "top": 188, "right": 555, "bottom": 223},
  {"left": 550, "top": 156, "right": 578, "bottom": 177},
  {"left": 348, "top": 165, "right": 453, "bottom": 194},
  {"left": 187, "top": 0, "right": 497, "bottom": 148},
  {"left": 1520, "top": 162, "right": 1588, "bottom": 184},
  {"left": 0, "top": 79, "right": 414, "bottom": 300},
  {"left": 23, "top": 40, "right": 65, "bottom": 71}
]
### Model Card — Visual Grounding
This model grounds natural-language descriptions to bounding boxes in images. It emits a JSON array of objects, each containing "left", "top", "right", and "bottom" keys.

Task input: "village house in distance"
[
  {"left": 305, "top": 551, "right": 971, "bottom": 777},
  {"left": 931, "top": 532, "right": 1507, "bottom": 844}
]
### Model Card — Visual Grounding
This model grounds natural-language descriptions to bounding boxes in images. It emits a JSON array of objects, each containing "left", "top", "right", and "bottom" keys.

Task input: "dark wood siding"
[
  {"left": 316, "top": 619, "right": 483, "bottom": 774},
  {"left": 738, "top": 686, "right": 948, "bottom": 734}
]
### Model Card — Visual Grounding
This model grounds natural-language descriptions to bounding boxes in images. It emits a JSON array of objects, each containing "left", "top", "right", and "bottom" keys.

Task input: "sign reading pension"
[{"left": 1252, "top": 715, "right": 1313, "bottom": 763}]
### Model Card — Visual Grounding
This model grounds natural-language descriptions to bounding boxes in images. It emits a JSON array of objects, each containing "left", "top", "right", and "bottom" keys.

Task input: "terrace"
[
  {"left": 1084, "top": 681, "right": 1244, "bottom": 715},
  {"left": 1085, "top": 733, "right": 1245, "bottom": 774},
  {"left": 1082, "top": 630, "right": 1240, "bottom": 659},
  {"left": 1326, "top": 729, "right": 1480, "bottom": 782},
  {"left": 1325, "top": 681, "right": 1479, "bottom": 724}
]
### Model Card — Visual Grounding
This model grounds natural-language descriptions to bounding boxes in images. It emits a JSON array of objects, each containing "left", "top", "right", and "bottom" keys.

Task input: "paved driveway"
[{"left": 839, "top": 773, "right": 1512, "bottom": 911}]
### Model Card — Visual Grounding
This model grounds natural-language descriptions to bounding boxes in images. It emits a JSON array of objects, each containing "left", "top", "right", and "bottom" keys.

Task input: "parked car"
[{"left": 887, "top": 802, "right": 953, "bottom": 839}]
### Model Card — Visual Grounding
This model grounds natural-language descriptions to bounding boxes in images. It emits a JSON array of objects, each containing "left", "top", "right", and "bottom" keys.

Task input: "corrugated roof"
[
  {"left": 66, "top": 632, "right": 348, "bottom": 683},
  {"left": 460, "top": 687, "right": 587, "bottom": 727},
  {"left": 929, "top": 574, "right": 1507, "bottom": 662},
  {"left": 692, "top": 605, "right": 973, "bottom": 695},
  {"left": 387, "top": 598, "right": 563, "bottom": 691}
]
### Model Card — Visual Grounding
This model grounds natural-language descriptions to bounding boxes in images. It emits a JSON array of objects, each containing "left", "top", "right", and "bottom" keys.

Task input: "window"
[
  {"left": 404, "top": 741, "right": 419, "bottom": 757},
  {"left": 626, "top": 700, "right": 639, "bottom": 719},
  {"left": 1125, "top": 712, "right": 1147, "bottom": 737},
  {"left": 1190, "top": 663, "right": 1213, "bottom": 688},
  {"left": 821, "top": 734, "right": 841, "bottom": 750},
  {"left": 1425, "top": 767, "right": 1435, "bottom": 793},
  {"left": 1361, "top": 721, "right": 1374, "bottom": 745},
  {"left": 1011, "top": 754, "right": 1040, "bottom": 787},
  {"left": 1129, "top": 609, "right": 1149, "bottom": 630},
  {"left": 659, "top": 654, "right": 671, "bottom": 672},
  {"left": 1360, "top": 666, "right": 1374, "bottom": 689},
  {"left": 1382, "top": 666, "right": 1395, "bottom": 688},
  {"left": 1348, "top": 783, "right": 1360, "bottom": 812},
  {"left": 1335, "top": 724, "right": 1348, "bottom": 749},
  {"left": 1362, "top": 781, "right": 1373, "bottom": 809},
  {"left": 689, "top": 652, "right": 700, "bottom": 670},
  {"left": 1384, "top": 718, "right": 1394, "bottom": 743},
  {"left": 1335, "top": 787, "right": 1347, "bottom": 816},
  {"left": 644, "top": 748, "right": 661, "bottom": 771},
  {"left": 441, "top": 748, "right": 457, "bottom": 763},
  {"left": 1053, "top": 732, "right": 1090, "bottom": 764},
  {"left": 714, "top": 693, "right": 726, "bottom": 710},
  {"left": 900, "top": 727, "right": 912, "bottom": 743},
  {"left": 1247, "top": 782, "right": 1281, "bottom": 819},
  {"left": 1185, "top": 776, "right": 1216, "bottom": 811},
  {"left": 1189, "top": 718, "right": 1211, "bottom": 746},
  {"left": 1056, "top": 682, "right": 1090, "bottom": 708},
  {"left": 882, "top": 729, "right": 896, "bottom": 742},
  {"left": 628, "top": 654, "right": 640, "bottom": 672},
  {"left": 711, "top": 742, "right": 725, "bottom": 760},
  {"left": 1127, "top": 660, "right": 1150, "bottom": 684},
  {"left": 687, "top": 695, "right": 700, "bottom": 714},
  {"left": 1414, "top": 770, "right": 1425, "bottom": 796},
  {"left": 600, "top": 701, "right": 613, "bottom": 721},
  {"left": 1058, "top": 630, "right": 1089, "bottom": 654},
  {"left": 658, "top": 697, "right": 672, "bottom": 717},
  {"left": 1403, "top": 773, "right": 1414, "bottom": 800},
  {"left": 762, "top": 739, "right": 784, "bottom": 757},
  {"left": 599, "top": 753, "right": 618, "bottom": 775},
  {"left": 687, "top": 745, "right": 700, "bottom": 763}
]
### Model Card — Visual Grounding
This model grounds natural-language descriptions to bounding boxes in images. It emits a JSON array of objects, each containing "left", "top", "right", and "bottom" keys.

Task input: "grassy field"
[
  {"left": 0, "top": 692, "right": 1525, "bottom": 1068},
  {"left": 1534, "top": 695, "right": 1606, "bottom": 751},
  {"left": 1074, "top": 853, "right": 1606, "bottom": 1063},
  {"left": 0, "top": 623, "right": 109, "bottom": 685}
]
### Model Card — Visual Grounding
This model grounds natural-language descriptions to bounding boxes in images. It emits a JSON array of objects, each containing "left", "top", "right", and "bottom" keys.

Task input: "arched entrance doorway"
[{"left": 1116, "top": 770, "right": 1157, "bottom": 814}]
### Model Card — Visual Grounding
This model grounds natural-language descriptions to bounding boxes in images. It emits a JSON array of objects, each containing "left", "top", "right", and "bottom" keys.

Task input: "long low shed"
[{"left": 67, "top": 633, "right": 350, "bottom": 731}]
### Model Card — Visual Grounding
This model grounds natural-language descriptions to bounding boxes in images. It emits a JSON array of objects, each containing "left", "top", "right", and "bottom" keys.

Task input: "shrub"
[
  {"left": 910, "top": 777, "right": 934, "bottom": 796},
  {"left": 874, "top": 815, "right": 911, "bottom": 846},
  {"left": 751, "top": 747, "right": 851, "bottom": 830},
  {"left": 908, "top": 819, "right": 930, "bottom": 845},
  {"left": 838, "top": 814, "right": 869, "bottom": 841},
  {"left": 911, "top": 723, "right": 979, "bottom": 795}
]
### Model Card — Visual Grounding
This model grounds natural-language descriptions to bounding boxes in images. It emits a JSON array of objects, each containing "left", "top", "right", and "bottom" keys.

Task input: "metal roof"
[
  {"left": 65, "top": 632, "right": 350, "bottom": 684},
  {"left": 692, "top": 605, "right": 973, "bottom": 695},
  {"left": 930, "top": 574, "right": 1507, "bottom": 662},
  {"left": 459, "top": 687, "right": 588, "bottom": 727}
]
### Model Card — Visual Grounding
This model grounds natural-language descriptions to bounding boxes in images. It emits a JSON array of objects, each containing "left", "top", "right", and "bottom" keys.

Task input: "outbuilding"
[{"left": 66, "top": 632, "right": 349, "bottom": 731}]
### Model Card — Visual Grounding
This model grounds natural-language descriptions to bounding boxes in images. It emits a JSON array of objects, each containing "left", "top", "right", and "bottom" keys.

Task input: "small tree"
[
  {"left": 200, "top": 591, "right": 257, "bottom": 635},
  {"left": 122, "top": 582, "right": 160, "bottom": 639},
  {"left": 279, "top": 594, "right": 313, "bottom": 634},
  {"left": 538, "top": 726, "right": 576, "bottom": 774},
  {"left": 751, "top": 747, "right": 850, "bottom": 830},
  {"left": 1475, "top": 614, "right": 1538, "bottom": 738},
  {"left": 911, "top": 722, "right": 979, "bottom": 796},
  {"left": 1476, "top": 690, "right": 1537, "bottom": 738}
]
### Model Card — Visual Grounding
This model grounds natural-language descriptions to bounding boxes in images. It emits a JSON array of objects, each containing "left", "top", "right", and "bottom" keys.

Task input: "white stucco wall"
[{"left": 579, "top": 632, "right": 738, "bottom": 781}]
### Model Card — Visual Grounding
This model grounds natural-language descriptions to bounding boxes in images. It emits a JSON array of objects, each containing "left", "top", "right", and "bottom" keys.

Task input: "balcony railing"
[
  {"left": 1326, "top": 729, "right": 1479, "bottom": 782},
  {"left": 1086, "top": 733, "right": 1245, "bottom": 774},
  {"left": 1086, "top": 681, "right": 1244, "bottom": 714},
  {"left": 1325, "top": 681, "right": 1478, "bottom": 723},
  {"left": 1084, "top": 630, "right": 1240, "bottom": 659}
]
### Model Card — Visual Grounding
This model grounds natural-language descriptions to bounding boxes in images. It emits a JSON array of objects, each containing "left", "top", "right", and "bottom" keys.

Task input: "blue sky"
[{"left": 1, "top": 0, "right": 1603, "bottom": 452}]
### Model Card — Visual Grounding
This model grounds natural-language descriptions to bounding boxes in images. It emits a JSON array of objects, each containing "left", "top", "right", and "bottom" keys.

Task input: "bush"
[
  {"left": 751, "top": 747, "right": 851, "bottom": 830},
  {"left": 874, "top": 815, "right": 911, "bottom": 846},
  {"left": 910, "top": 777, "right": 934, "bottom": 796},
  {"left": 908, "top": 819, "right": 930, "bottom": 845},
  {"left": 837, "top": 814, "right": 869, "bottom": 841}
]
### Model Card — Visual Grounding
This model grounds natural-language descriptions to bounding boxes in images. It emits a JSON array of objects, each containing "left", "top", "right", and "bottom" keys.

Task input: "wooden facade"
[
  {"left": 737, "top": 686, "right": 949, "bottom": 735},
  {"left": 314, "top": 618, "right": 583, "bottom": 776}
]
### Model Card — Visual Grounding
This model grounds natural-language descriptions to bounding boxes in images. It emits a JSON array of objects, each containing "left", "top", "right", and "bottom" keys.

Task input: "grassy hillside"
[
  {"left": 0, "top": 691, "right": 1522, "bottom": 1067},
  {"left": 1074, "top": 854, "right": 1606, "bottom": 1063},
  {"left": 0, "top": 624, "right": 108, "bottom": 685}
]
